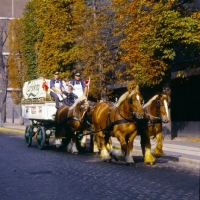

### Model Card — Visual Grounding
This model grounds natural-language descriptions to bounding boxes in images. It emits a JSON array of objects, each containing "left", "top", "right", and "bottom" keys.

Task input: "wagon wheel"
[
  {"left": 24, "top": 125, "right": 33, "bottom": 147},
  {"left": 37, "top": 126, "right": 46, "bottom": 150}
]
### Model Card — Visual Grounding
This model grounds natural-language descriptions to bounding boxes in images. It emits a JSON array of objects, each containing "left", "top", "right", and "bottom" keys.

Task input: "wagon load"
[{"left": 21, "top": 77, "right": 56, "bottom": 120}]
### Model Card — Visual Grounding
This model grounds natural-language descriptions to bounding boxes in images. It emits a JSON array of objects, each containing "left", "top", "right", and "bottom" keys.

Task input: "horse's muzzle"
[{"left": 162, "top": 117, "right": 169, "bottom": 123}]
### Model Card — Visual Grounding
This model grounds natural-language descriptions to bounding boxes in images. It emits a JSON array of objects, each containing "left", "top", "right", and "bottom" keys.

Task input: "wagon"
[{"left": 22, "top": 77, "right": 57, "bottom": 150}]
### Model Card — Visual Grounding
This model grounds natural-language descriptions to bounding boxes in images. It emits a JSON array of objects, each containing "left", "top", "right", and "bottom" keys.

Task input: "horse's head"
[
  {"left": 86, "top": 101, "right": 97, "bottom": 117},
  {"left": 157, "top": 93, "right": 170, "bottom": 123},
  {"left": 127, "top": 85, "right": 144, "bottom": 119},
  {"left": 143, "top": 93, "right": 169, "bottom": 123},
  {"left": 72, "top": 95, "right": 90, "bottom": 122}
]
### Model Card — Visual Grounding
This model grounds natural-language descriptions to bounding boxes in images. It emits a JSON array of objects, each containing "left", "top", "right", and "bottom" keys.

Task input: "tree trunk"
[{"left": 0, "top": 21, "right": 8, "bottom": 124}]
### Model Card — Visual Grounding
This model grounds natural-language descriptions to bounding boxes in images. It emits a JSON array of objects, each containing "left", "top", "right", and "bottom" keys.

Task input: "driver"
[{"left": 50, "top": 71, "right": 66, "bottom": 109}]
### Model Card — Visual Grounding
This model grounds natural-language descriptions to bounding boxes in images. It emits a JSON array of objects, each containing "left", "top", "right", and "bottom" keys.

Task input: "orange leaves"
[
  {"left": 111, "top": 0, "right": 200, "bottom": 86},
  {"left": 7, "top": 19, "right": 24, "bottom": 104}
]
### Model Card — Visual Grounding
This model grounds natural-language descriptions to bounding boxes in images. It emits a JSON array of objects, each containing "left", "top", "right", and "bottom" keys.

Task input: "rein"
[
  {"left": 65, "top": 116, "right": 80, "bottom": 122},
  {"left": 144, "top": 99, "right": 162, "bottom": 124},
  {"left": 78, "top": 102, "right": 137, "bottom": 138},
  {"left": 65, "top": 101, "right": 89, "bottom": 123},
  {"left": 78, "top": 117, "right": 136, "bottom": 138}
]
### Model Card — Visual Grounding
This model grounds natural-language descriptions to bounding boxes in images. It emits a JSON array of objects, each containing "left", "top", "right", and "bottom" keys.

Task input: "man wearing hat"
[
  {"left": 50, "top": 71, "right": 66, "bottom": 109},
  {"left": 68, "top": 72, "right": 86, "bottom": 98}
]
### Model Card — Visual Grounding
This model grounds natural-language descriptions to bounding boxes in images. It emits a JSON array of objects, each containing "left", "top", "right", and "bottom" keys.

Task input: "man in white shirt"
[
  {"left": 50, "top": 71, "right": 66, "bottom": 109},
  {"left": 68, "top": 72, "right": 86, "bottom": 98}
]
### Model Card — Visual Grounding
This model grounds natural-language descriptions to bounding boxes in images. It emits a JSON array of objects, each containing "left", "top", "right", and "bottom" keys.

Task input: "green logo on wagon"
[{"left": 26, "top": 81, "right": 40, "bottom": 98}]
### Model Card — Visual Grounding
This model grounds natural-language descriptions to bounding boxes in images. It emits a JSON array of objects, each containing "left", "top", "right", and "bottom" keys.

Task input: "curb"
[
  {"left": 113, "top": 144, "right": 200, "bottom": 166},
  {"left": 0, "top": 127, "right": 24, "bottom": 134}
]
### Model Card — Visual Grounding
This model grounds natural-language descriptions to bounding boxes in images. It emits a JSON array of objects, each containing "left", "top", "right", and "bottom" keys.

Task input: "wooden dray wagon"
[{"left": 22, "top": 77, "right": 57, "bottom": 150}]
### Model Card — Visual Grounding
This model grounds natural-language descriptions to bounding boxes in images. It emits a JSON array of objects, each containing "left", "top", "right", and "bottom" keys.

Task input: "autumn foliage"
[
  {"left": 7, "top": 0, "right": 200, "bottom": 103},
  {"left": 7, "top": 19, "right": 24, "bottom": 104}
]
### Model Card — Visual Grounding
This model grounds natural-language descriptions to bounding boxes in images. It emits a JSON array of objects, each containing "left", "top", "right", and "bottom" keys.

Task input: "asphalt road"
[{"left": 0, "top": 132, "right": 199, "bottom": 200}]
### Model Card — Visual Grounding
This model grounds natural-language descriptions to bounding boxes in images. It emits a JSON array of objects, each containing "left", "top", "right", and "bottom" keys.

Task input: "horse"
[
  {"left": 138, "top": 93, "right": 170, "bottom": 163},
  {"left": 54, "top": 95, "right": 90, "bottom": 154},
  {"left": 91, "top": 85, "right": 145, "bottom": 165},
  {"left": 76, "top": 100, "right": 99, "bottom": 151}
]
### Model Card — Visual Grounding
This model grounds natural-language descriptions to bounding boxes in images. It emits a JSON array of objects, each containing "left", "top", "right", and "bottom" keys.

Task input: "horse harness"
[
  {"left": 104, "top": 106, "right": 136, "bottom": 132},
  {"left": 144, "top": 98, "right": 162, "bottom": 125},
  {"left": 62, "top": 103, "right": 87, "bottom": 124}
]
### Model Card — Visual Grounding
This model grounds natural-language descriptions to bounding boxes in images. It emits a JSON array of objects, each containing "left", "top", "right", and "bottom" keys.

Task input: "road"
[{"left": 0, "top": 132, "right": 199, "bottom": 200}]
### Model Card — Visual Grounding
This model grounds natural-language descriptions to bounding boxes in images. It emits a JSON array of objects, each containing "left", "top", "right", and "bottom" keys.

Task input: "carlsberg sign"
[{"left": 23, "top": 78, "right": 50, "bottom": 99}]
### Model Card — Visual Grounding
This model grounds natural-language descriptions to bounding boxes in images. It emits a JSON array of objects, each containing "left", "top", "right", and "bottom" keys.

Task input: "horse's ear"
[
  {"left": 157, "top": 92, "right": 162, "bottom": 99},
  {"left": 127, "top": 80, "right": 137, "bottom": 93},
  {"left": 135, "top": 84, "right": 139, "bottom": 91},
  {"left": 127, "top": 85, "right": 132, "bottom": 93}
]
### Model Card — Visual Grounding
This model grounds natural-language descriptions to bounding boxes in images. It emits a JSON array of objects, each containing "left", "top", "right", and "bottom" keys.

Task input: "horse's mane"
[
  {"left": 69, "top": 95, "right": 87, "bottom": 110},
  {"left": 143, "top": 95, "right": 158, "bottom": 108},
  {"left": 115, "top": 89, "right": 136, "bottom": 108}
]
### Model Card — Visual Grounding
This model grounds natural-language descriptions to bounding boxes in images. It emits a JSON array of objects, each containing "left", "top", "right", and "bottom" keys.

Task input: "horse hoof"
[
  {"left": 150, "top": 162, "right": 155, "bottom": 165},
  {"left": 113, "top": 155, "right": 119, "bottom": 161},
  {"left": 126, "top": 163, "right": 134, "bottom": 166},
  {"left": 148, "top": 162, "right": 155, "bottom": 165},
  {"left": 72, "top": 151, "right": 79, "bottom": 155}
]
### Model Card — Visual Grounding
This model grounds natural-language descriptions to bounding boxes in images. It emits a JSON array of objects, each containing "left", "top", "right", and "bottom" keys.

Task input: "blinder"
[
  {"left": 128, "top": 97, "right": 133, "bottom": 104},
  {"left": 156, "top": 98, "right": 162, "bottom": 119},
  {"left": 156, "top": 99, "right": 160, "bottom": 107}
]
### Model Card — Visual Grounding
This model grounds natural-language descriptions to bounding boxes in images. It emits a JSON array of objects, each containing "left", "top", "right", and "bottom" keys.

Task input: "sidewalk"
[
  {"left": 0, "top": 122, "right": 199, "bottom": 165},
  {"left": 112, "top": 136, "right": 200, "bottom": 165}
]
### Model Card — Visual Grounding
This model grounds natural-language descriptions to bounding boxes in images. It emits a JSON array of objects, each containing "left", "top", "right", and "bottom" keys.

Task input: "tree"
[
  {"left": 35, "top": 0, "right": 84, "bottom": 79},
  {"left": 0, "top": 20, "right": 9, "bottom": 123},
  {"left": 20, "top": 0, "right": 39, "bottom": 82},
  {"left": 111, "top": 0, "right": 200, "bottom": 87},
  {"left": 7, "top": 19, "right": 24, "bottom": 104},
  {"left": 19, "top": 0, "right": 86, "bottom": 80},
  {"left": 78, "top": 0, "right": 117, "bottom": 99}
]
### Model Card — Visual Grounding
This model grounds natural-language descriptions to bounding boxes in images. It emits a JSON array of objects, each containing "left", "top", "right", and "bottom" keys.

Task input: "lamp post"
[
  {"left": 12, "top": 0, "right": 14, "bottom": 18},
  {"left": 0, "top": 90, "right": 2, "bottom": 126}
]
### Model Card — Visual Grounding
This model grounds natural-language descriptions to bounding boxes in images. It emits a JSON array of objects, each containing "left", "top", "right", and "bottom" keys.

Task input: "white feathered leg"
[
  {"left": 67, "top": 142, "right": 72, "bottom": 153},
  {"left": 80, "top": 135, "right": 87, "bottom": 148},
  {"left": 71, "top": 142, "right": 79, "bottom": 154},
  {"left": 100, "top": 148, "right": 111, "bottom": 161},
  {"left": 111, "top": 147, "right": 125, "bottom": 161},
  {"left": 93, "top": 134, "right": 100, "bottom": 153},
  {"left": 54, "top": 139, "right": 62, "bottom": 148},
  {"left": 125, "top": 148, "right": 134, "bottom": 164}
]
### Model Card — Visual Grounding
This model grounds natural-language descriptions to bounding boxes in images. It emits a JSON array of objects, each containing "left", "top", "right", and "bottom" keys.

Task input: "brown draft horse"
[
  {"left": 138, "top": 93, "right": 170, "bottom": 164},
  {"left": 92, "top": 85, "right": 145, "bottom": 165},
  {"left": 54, "top": 95, "right": 89, "bottom": 154},
  {"left": 78, "top": 100, "right": 99, "bottom": 151}
]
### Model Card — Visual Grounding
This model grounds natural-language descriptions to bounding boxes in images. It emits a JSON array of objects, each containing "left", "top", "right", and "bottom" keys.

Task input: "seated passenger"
[
  {"left": 62, "top": 78, "right": 77, "bottom": 105},
  {"left": 50, "top": 71, "right": 66, "bottom": 109}
]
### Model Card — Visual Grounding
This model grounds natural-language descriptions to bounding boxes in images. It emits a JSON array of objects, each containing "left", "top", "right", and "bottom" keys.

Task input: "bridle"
[
  {"left": 104, "top": 94, "right": 144, "bottom": 131},
  {"left": 66, "top": 100, "right": 89, "bottom": 123},
  {"left": 144, "top": 98, "right": 162, "bottom": 124}
]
